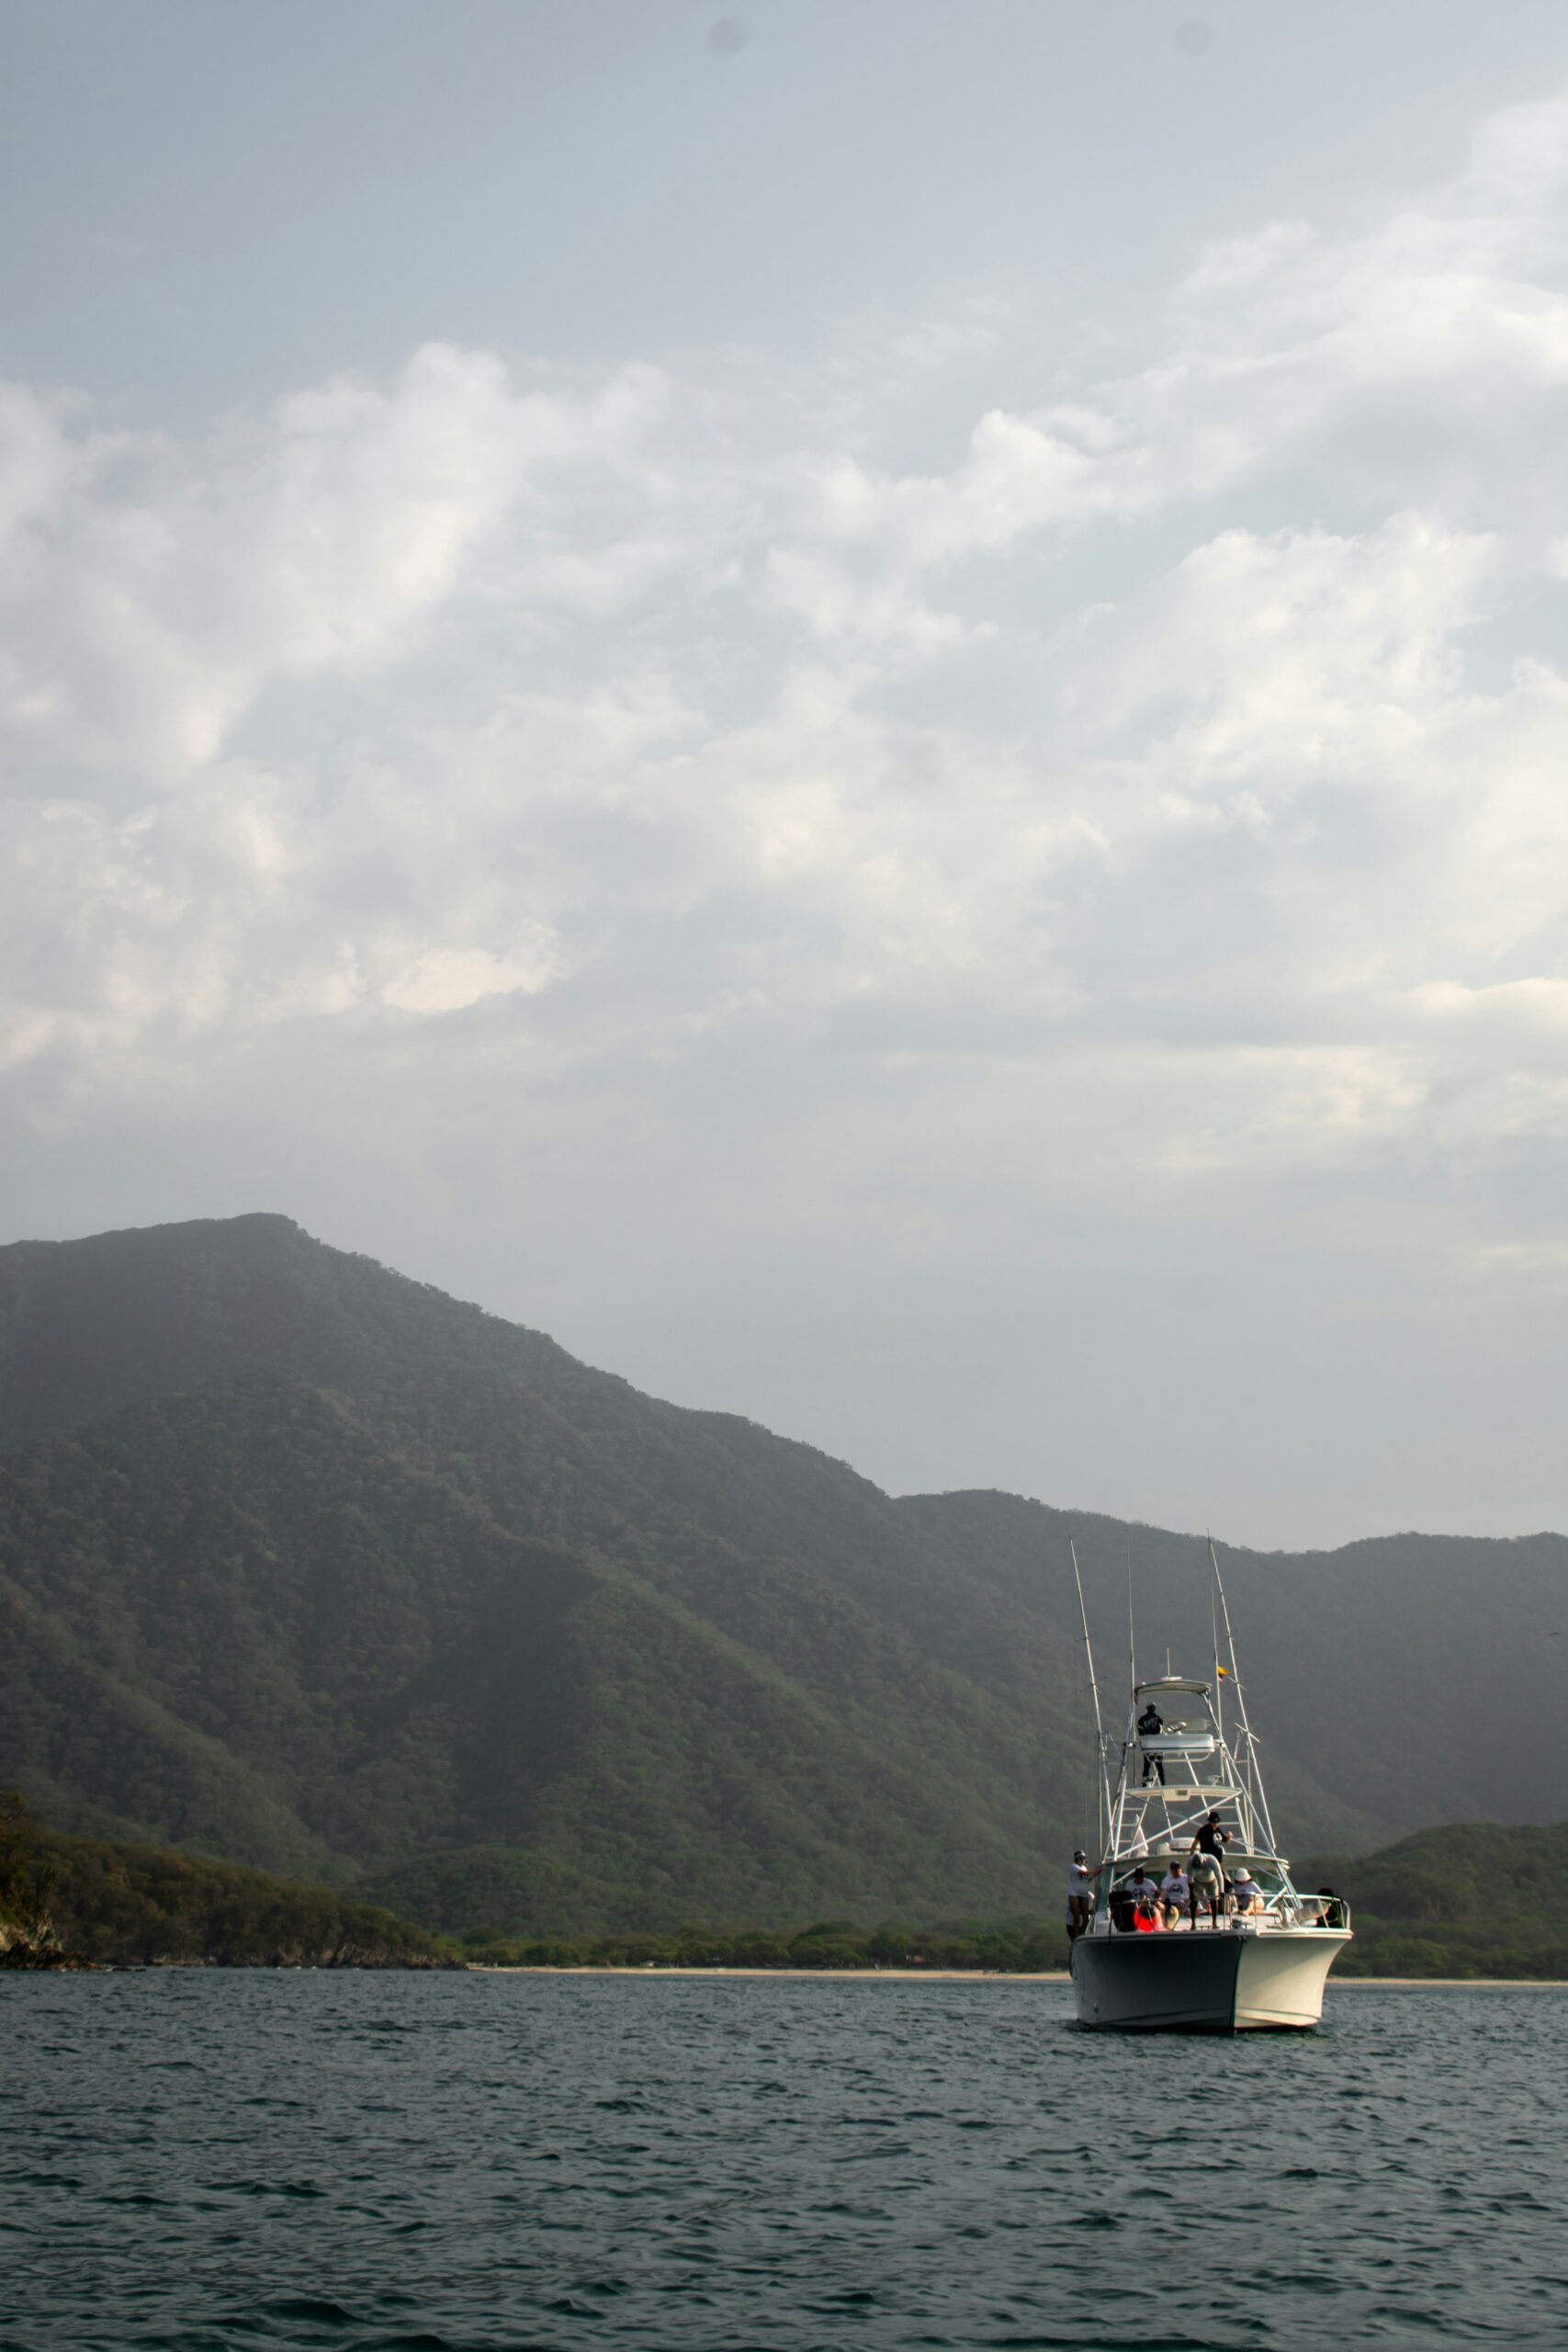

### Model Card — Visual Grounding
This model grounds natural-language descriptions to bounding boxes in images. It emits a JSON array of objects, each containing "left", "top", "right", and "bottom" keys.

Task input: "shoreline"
[
  {"left": 1335, "top": 1976, "right": 1568, "bottom": 1989},
  {"left": 468, "top": 1964, "right": 1568, "bottom": 1986},
  {"left": 471, "top": 1965, "right": 1071, "bottom": 1980}
]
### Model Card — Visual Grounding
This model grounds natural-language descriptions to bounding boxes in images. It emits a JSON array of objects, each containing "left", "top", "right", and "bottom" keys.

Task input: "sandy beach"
[
  {"left": 471, "top": 1966, "right": 1072, "bottom": 1980},
  {"left": 469, "top": 1965, "right": 1568, "bottom": 1986}
]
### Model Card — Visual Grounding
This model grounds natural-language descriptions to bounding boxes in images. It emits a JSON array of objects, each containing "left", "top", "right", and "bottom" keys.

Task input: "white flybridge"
[{"left": 1067, "top": 1541, "right": 1351, "bottom": 2031}]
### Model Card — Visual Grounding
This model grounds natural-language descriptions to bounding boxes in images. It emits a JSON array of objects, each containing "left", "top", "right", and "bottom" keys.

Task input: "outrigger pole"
[
  {"left": 1070, "top": 1540, "right": 1111, "bottom": 1847},
  {"left": 1209, "top": 1538, "right": 1277, "bottom": 1853},
  {"left": 1126, "top": 1555, "right": 1136, "bottom": 1698}
]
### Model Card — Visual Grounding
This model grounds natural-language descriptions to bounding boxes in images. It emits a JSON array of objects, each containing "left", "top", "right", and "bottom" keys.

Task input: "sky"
[{"left": 3, "top": 0, "right": 1567, "bottom": 1550}]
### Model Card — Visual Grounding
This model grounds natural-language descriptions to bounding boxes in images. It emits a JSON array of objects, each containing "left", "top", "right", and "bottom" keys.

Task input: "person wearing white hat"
[{"left": 1231, "top": 1868, "right": 1264, "bottom": 1917}]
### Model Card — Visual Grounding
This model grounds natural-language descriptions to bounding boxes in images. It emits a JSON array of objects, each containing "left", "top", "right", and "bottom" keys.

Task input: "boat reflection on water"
[{"left": 1066, "top": 1541, "right": 1351, "bottom": 2031}]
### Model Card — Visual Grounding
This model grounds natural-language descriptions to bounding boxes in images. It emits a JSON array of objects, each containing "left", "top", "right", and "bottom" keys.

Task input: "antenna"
[
  {"left": 1209, "top": 1537, "right": 1277, "bottom": 1852},
  {"left": 1070, "top": 1540, "right": 1111, "bottom": 1847}
]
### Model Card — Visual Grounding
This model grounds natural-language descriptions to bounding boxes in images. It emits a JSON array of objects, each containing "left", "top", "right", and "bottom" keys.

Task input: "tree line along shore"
[
  {"left": 0, "top": 1797, "right": 452, "bottom": 1970},
  {"left": 4, "top": 1799, "right": 1566, "bottom": 1979}
]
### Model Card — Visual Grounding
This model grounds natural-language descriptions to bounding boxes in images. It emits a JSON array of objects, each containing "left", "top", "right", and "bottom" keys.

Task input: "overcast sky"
[{"left": 4, "top": 0, "right": 1567, "bottom": 1549}]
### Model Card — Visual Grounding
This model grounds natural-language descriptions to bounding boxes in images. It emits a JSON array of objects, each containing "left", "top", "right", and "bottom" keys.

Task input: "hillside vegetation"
[
  {"left": 9, "top": 1794, "right": 1552, "bottom": 1978},
  {"left": 1, "top": 1214, "right": 1563, "bottom": 1932},
  {"left": 0, "top": 1794, "right": 448, "bottom": 1968},
  {"left": 438, "top": 1821, "right": 1568, "bottom": 1981},
  {"left": 1313, "top": 1820, "right": 1568, "bottom": 1979}
]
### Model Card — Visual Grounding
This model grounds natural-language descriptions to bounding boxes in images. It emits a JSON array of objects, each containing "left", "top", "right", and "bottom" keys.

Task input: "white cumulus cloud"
[{"left": 2, "top": 79, "right": 1566, "bottom": 1544}]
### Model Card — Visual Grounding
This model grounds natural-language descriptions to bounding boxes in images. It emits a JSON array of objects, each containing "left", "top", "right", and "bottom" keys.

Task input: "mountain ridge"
[
  {"left": 5, "top": 1210, "right": 1549, "bottom": 1556},
  {"left": 2, "top": 1213, "right": 1562, "bottom": 1932}
]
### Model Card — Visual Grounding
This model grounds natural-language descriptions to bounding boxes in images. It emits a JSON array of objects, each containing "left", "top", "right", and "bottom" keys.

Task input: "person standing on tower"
[{"left": 1137, "top": 1696, "right": 1166, "bottom": 1784}]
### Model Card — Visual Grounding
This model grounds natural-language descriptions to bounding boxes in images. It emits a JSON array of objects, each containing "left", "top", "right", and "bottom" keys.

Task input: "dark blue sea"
[{"left": 6, "top": 1973, "right": 1567, "bottom": 2351}]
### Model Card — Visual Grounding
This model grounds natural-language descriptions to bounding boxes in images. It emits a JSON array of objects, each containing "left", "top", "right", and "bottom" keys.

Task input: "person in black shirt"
[
  {"left": 1188, "top": 1811, "right": 1231, "bottom": 1860},
  {"left": 1137, "top": 1699, "right": 1165, "bottom": 1785}
]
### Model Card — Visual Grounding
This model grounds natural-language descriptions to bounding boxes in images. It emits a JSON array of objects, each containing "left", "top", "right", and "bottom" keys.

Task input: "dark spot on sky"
[
  {"left": 1174, "top": 18, "right": 1214, "bottom": 57},
  {"left": 708, "top": 16, "right": 749, "bottom": 57}
]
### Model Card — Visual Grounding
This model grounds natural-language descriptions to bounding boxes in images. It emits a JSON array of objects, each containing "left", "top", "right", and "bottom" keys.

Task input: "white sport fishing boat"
[{"left": 1067, "top": 1542, "right": 1351, "bottom": 2031}]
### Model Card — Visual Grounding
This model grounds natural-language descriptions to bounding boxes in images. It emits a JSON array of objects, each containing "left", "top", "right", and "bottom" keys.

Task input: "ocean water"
[{"left": 5, "top": 1973, "right": 1566, "bottom": 2351}]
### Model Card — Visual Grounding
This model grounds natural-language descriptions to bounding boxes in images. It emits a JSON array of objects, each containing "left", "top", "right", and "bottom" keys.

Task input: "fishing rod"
[
  {"left": 1070, "top": 1539, "right": 1111, "bottom": 1849},
  {"left": 1210, "top": 1536, "right": 1277, "bottom": 1853}
]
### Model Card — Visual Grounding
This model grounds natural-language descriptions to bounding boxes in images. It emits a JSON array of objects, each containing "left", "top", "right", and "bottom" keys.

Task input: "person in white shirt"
[
  {"left": 1158, "top": 1864, "right": 1190, "bottom": 1927},
  {"left": 1066, "top": 1850, "right": 1107, "bottom": 1941},
  {"left": 1231, "top": 1868, "right": 1264, "bottom": 1917},
  {"left": 1122, "top": 1864, "right": 1163, "bottom": 1928}
]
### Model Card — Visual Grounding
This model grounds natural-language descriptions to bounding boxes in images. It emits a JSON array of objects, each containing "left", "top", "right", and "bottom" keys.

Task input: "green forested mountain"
[
  {"left": 1, "top": 1214, "right": 1562, "bottom": 1934},
  {"left": 1312, "top": 1820, "right": 1568, "bottom": 1978},
  {"left": 0, "top": 1794, "right": 447, "bottom": 1967}
]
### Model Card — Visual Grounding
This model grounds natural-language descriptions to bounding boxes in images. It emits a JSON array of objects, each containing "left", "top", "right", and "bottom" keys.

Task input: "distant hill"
[
  {"left": 0, "top": 1214, "right": 1562, "bottom": 1932},
  {"left": 1315, "top": 1820, "right": 1568, "bottom": 1979},
  {"left": 0, "top": 1796, "right": 446, "bottom": 1969}
]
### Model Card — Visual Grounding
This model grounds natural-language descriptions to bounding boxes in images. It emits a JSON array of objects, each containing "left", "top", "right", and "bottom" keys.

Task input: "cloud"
[
  {"left": 381, "top": 939, "right": 558, "bottom": 1016},
  {"left": 1406, "top": 977, "right": 1568, "bottom": 1033},
  {"left": 762, "top": 91, "right": 1568, "bottom": 658},
  {"left": 0, "top": 345, "right": 671, "bottom": 779},
  {"left": 2, "top": 79, "right": 1566, "bottom": 1415}
]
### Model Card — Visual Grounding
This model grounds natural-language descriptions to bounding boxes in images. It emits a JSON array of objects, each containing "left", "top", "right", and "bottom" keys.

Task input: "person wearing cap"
[
  {"left": 1189, "top": 1847, "right": 1225, "bottom": 1926},
  {"left": 1158, "top": 1860, "right": 1190, "bottom": 1928},
  {"left": 1066, "top": 1850, "right": 1106, "bottom": 1941},
  {"left": 1122, "top": 1861, "right": 1163, "bottom": 1930}
]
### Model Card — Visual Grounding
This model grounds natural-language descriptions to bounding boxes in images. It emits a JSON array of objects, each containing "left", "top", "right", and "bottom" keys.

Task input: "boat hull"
[{"left": 1070, "top": 1928, "right": 1350, "bottom": 2031}]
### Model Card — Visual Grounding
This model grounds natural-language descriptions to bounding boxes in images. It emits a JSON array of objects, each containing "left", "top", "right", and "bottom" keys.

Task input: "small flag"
[{"left": 1217, "top": 1666, "right": 1230, "bottom": 1678}]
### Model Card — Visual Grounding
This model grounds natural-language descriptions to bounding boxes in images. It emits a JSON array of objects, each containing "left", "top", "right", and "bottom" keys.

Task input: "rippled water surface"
[{"left": 6, "top": 1973, "right": 1568, "bottom": 2350}]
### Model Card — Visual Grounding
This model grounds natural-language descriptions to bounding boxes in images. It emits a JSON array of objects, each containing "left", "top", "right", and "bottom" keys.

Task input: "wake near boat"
[{"left": 1067, "top": 1540, "right": 1351, "bottom": 2031}]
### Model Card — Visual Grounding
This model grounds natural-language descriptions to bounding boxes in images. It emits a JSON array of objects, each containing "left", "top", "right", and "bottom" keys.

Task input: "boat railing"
[
  {"left": 1287, "top": 1894, "right": 1351, "bottom": 1930},
  {"left": 1100, "top": 1894, "right": 1351, "bottom": 1934}
]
